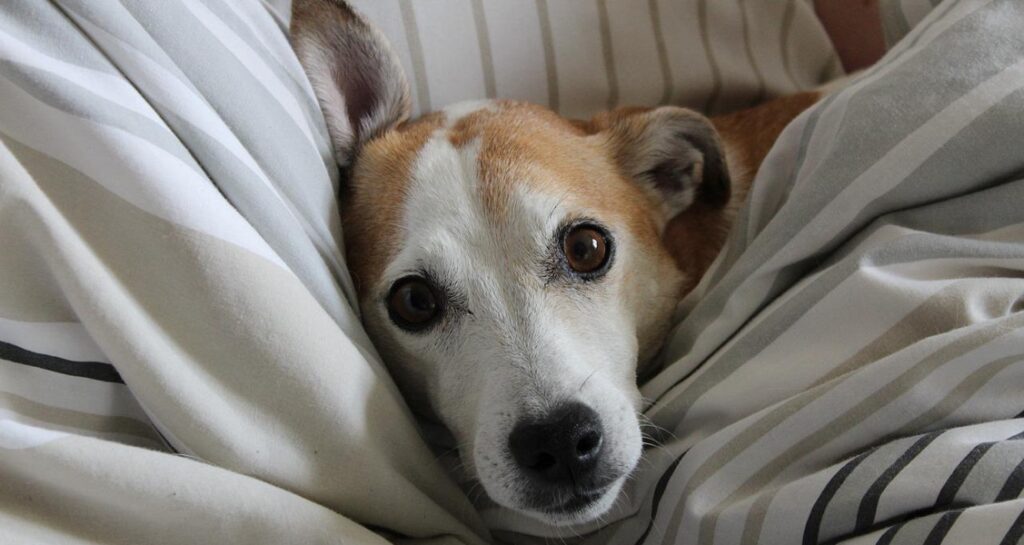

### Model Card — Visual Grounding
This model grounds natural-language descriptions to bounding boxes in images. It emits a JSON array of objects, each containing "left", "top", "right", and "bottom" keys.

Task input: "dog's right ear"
[
  {"left": 290, "top": 0, "right": 411, "bottom": 169},
  {"left": 588, "top": 106, "right": 731, "bottom": 228}
]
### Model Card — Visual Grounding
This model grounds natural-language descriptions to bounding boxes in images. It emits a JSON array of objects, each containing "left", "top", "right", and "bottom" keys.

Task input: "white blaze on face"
[{"left": 366, "top": 106, "right": 647, "bottom": 525}]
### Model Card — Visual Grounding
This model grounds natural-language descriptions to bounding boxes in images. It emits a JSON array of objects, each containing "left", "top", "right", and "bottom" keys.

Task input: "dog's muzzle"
[{"left": 508, "top": 402, "right": 620, "bottom": 513}]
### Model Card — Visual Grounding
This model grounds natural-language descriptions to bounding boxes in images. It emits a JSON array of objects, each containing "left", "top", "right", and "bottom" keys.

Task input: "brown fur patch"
[{"left": 343, "top": 113, "right": 444, "bottom": 293}]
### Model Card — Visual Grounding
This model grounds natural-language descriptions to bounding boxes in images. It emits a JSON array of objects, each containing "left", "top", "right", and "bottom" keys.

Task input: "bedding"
[
  {"left": 1, "top": 1, "right": 1022, "bottom": 544},
  {"left": 337, "top": 0, "right": 841, "bottom": 119}
]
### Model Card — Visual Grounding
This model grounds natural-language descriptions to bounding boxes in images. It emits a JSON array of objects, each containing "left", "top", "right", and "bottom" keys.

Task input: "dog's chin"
[{"left": 518, "top": 479, "right": 624, "bottom": 526}]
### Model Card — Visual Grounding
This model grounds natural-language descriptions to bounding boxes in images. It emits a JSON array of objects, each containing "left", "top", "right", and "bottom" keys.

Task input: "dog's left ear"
[
  {"left": 595, "top": 107, "right": 731, "bottom": 223},
  {"left": 290, "top": 0, "right": 411, "bottom": 169}
]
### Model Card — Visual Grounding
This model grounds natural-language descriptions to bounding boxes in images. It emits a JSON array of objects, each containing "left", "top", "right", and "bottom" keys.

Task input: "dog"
[{"left": 291, "top": 0, "right": 828, "bottom": 526}]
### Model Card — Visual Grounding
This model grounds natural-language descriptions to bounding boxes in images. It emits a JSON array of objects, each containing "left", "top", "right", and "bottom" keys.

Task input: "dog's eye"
[
  {"left": 562, "top": 224, "right": 611, "bottom": 276},
  {"left": 387, "top": 277, "right": 442, "bottom": 331}
]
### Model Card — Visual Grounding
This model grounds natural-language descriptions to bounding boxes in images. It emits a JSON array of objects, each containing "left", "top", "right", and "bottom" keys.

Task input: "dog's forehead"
[{"left": 344, "top": 100, "right": 657, "bottom": 294}]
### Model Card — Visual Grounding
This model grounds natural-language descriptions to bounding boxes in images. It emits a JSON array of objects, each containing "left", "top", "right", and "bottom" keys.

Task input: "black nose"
[{"left": 509, "top": 402, "right": 604, "bottom": 487}]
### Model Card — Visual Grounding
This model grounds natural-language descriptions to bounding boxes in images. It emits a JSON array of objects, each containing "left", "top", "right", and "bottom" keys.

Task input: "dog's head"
[{"left": 292, "top": 0, "right": 730, "bottom": 526}]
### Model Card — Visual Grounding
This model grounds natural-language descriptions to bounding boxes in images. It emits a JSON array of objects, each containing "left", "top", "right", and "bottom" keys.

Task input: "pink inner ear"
[
  {"left": 337, "top": 65, "right": 380, "bottom": 142},
  {"left": 291, "top": 0, "right": 411, "bottom": 167}
]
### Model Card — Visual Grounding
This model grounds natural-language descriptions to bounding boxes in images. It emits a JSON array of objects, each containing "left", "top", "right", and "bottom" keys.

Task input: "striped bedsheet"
[
  {"left": 1, "top": 0, "right": 1022, "bottom": 544},
  {"left": 339, "top": 0, "right": 843, "bottom": 119}
]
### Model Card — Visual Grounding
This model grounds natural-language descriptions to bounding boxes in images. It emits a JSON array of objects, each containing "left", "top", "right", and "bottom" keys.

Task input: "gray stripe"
[
  {"left": 0, "top": 59, "right": 201, "bottom": 176},
  {"left": 813, "top": 275, "right": 1024, "bottom": 390},
  {"left": 779, "top": 0, "right": 800, "bottom": 90},
  {"left": 0, "top": 390, "right": 163, "bottom": 446},
  {"left": 647, "top": 0, "right": 673, "bottom": 106},
  {"left": 882, "top": 0, "right": 914, "bottom": 48},
  {"left": 899, "top": 355, "right": 1024, "bottom": 435},
  {"left": 63, "top": 0, "right": 339, "bottom": 207},
  {"left": 739, "top": 489, "right": 775, "bottom": 545},
  {"left": 398, "top": 1, "right": 431, "bottom": 113},
  {"left": 697, "top": 0, "right": 722, "bottom": 114},
  {"left": 469, "top": 0, "right": 496, "bottom": 99},
  {"left": 595, "top": 0, "right": 618, "bottom": 111},
  {"left": 534, "top": 0, "right": 559, "bottom": 113},
  {"left": 201, "top": 0, "right": 331, "bottom": 152},
  {"left": 0, "top": 0, "right": 116, "bottom": 73},
  {"left": 738, "top": 0, "right": 767, "bottom": 107}
]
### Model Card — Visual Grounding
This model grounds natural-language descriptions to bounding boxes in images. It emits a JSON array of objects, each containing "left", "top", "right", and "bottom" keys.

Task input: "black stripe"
[
  {"left": 922, "top": 510, "right": 963, "bottom": 545},
  {"left": 936, "top": 441, "right": 996, "bottom": 507},
  {"left": 856, "top": 432, "right": 943, "bottom": 532},
  {"left": 875, "top": 523, "right": 902, "bottom": 545},
  {"left": 0, "top": 339, "right": 122, "bottom": 383},
  {"left": 152, "top": 426, "right": 178, "bottom": 454},
  {"left": 936, "top": 430, "right": 1024, "bottom": 508},
  {"left": 803, "top": 449, "right": 874, "bottom": 545},
  {"left": 633, "top": 452, "right": 686, "bottom": 545},
  {"left": 996, "top": 458, "right": 1024, "bottom": 502},
  {"left": 1000, "top": 508, "right": 1024, "bottom": 545}
]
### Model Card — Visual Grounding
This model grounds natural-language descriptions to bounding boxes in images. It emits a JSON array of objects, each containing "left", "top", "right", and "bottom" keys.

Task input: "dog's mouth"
[
  {"left": 516, "top": 481, "right": 622, "bottom": 526},
  {"left": 547, "top": 487, "right": 608, "bottom": 514}
]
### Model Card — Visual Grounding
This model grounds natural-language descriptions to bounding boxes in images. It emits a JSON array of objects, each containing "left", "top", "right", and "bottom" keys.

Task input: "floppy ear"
[
  {"left": 597, "top": 107, "right": 731, "bottom": 223},
  {"left": 290, "top": 0, "right": 411, "bottom": 168}
]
